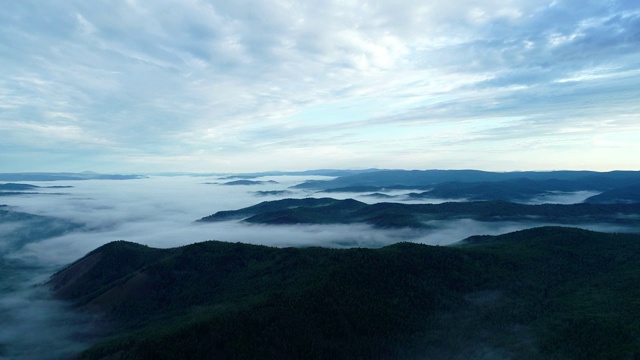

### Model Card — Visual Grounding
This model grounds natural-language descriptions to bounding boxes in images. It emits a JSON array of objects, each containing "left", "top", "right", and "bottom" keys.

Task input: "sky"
[{"left": 1, "top": 0, "right": 639, "bottom": 173}]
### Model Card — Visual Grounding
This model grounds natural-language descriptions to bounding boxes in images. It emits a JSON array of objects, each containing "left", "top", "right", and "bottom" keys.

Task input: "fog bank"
[{"left": 0, "top": 175, "right": 637, "bottom": 359}]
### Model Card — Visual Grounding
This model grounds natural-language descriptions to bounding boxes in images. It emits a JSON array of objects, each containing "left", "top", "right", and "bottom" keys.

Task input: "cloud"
[
  {"left": 2, "top": 176, "right": 636, "bottom": 265},
  {"left": 1, "top": 175, "right": 638, "bottom": 357},
  {"left": 0, "top": 279, "right": 97, "bottom": 360},
  {"left": 1, "top": 1, "right": 639, "bottom": 172}
]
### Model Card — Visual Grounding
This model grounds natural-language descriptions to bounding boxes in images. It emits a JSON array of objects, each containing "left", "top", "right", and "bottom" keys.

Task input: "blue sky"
[{"left": 1, "top": 0, "right": 639, "bottom": 173}]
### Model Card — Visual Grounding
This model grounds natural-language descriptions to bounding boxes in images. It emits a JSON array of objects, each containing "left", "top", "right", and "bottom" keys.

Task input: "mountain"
[
  {"left": 50, "top": 227, "right": 640, "bottom": 359},
  {"left": 584, "top": 183, "right": 640, "bottom": 204},
  {"left": 0, "top": 182, "right": 74, "bottom": 197},
  {"left": 252, "top": 190, "right": 294, "bottom": 197},
  {"left": 0, "top": 183, "right": 40, "bottom": 191},
  {"left": 219, "top": 169, "right": 383, "bottom": 180},
  {"left": 198, "top": 198, "right": 640, "bottom": 228},
  {"left": 318, "top": 185, "right": 422, "bottom": 193},
  {"left": 0, "top": 172, "right": 144, "bottom": 181},
  {"left": 220, "top": 180, "right": 279, "bottom": 186},
  {"left": 409, "top": 178, "right": 590, "bottom": 201},
  {"left": 292, "top": 169, "right": 640, "bottom": 192},
  {"left": 0, "top": 207, "right": 83, "bottom": 257},
  {"left": 0, "top": 191, "right": 40, "bottom": 197},
  {"left": 198, "top": 198, "right": 341, "bottom": 222}
]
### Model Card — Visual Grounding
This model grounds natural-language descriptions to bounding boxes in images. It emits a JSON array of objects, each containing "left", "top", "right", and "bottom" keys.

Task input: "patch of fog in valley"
[
  {"left": 0, "top": 270, "right": 99, "bottom": 360},
  {"left": 0, "top": 208, "right": 94, "bottom": 359},
  {"left": 0, "top": 176, "right": 634, "bottom": 358},
  {"left": 524, "top": 190, "right": 601, "bottom": 204},
  {"left": 421, "top": 218, "right": 637, "bottom": 246}
]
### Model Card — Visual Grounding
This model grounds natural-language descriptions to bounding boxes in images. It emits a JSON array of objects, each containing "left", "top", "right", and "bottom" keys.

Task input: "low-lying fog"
[{"left": 0, "top": 175, "right": 633, "bottom": 359}]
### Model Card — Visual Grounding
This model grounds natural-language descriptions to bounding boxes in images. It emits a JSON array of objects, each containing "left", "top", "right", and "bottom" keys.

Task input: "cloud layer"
[
  {"left": 0, "top": 175, "right": 636, "bottom": 358},
  {"left": 1, "top": 1, "right": 639, "bottom": 172}
]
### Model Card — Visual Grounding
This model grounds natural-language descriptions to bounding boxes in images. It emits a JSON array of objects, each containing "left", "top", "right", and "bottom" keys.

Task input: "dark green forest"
[
  {"left": 292, "top": 170, "right": 640, "bottom": 203},
  {"left": 292, "top": 169, "right": 640, "bottom": 190},
  {"left": 199, "top": 198, "right": 640, "bottom": 229},
  {"left": 51, "top": 227, "right": 640, "bottom": 359}
]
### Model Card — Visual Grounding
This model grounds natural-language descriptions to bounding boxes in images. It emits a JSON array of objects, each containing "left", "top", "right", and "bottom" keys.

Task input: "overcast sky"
[{"left": 1, "top": 0, "right": 639, "bottom": 173}]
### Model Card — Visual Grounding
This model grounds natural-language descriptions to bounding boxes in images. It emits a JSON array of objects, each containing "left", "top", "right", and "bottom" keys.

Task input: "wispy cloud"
[{"left": 1, "top": 0, "right": 638, "bottom": 172}]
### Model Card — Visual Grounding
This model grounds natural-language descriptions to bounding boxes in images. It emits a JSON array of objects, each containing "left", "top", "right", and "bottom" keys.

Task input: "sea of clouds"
[{"left": 0, "top": 174, "right": 633, "bottom": 359}]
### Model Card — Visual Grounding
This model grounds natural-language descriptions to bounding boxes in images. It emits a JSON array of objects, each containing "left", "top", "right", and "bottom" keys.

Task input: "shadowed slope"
[
  {"left": 51, "top": 227, "right": 640, "bottom": 359},
  {"left": 199, "top": 198, "right": 640, "bottom": 228}
]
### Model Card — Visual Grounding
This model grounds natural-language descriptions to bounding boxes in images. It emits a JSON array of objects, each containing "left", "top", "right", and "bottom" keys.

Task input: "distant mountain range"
[
  {"left": 407, "top": 178, "right": 590, "bottom": 201},
  {"left": 0, "top": 172, "right": 144, "bottom": 181},
  {"left": 294, "top": 170, "right": 640, "bottom": 189},
  {"left": 0, "top": 183, "right": 41, "bottom": 191},
  {"left": 50, "top": 227, "right": 640, "bottom": 359},
  {"left": 198, "top": 198, "right": 640, "bottom": 228},
  {"left": 0, "top": 182, "right": 74, "bottom": 197},
  {"left": 584, "top": 183, "right": 640, "bottom": 204},
  {"left": 217, "top": 168, "right": 382, "bottom": 179},
  {"left": 252, "top": 190, "right": 294, "bottom": 197},
  {"left": 0, "top": 207, "right": 82, "bottom": 256},
  {"left": 221, "top": 180, "right": 279, "bottom": 186},
  {"left": 290, "top": 169, "right": 640, "bottom": 203}
]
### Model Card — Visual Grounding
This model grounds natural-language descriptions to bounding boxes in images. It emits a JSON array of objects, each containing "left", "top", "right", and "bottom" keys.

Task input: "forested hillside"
[
  {"left": 199, "top": 198, "right": 640, "bottom": 228},
  {"left": 51, "top": 227, "right": 640, "bottom": 359}
]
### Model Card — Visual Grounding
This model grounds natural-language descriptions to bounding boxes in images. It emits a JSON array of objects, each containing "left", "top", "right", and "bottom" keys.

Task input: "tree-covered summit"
[{"left": 51, "top": 227, "right": 640, "bottom": 359}]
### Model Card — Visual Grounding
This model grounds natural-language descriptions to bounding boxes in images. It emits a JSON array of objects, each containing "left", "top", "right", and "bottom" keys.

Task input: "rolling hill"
[
  {"left": 198, "top": 198, "right": 640, "bottom": 228},
  {"left": 292, "top": 169, "right": 640, "bottom": 192},
  {"left": 50, "top": 227, "right": 640, "bottom": 359},
  {"left": 584, "top": 183, "right": 640, "bottom": 204},
  {"left": 408, "top": 178, "right": 591, "bottom": 201}
]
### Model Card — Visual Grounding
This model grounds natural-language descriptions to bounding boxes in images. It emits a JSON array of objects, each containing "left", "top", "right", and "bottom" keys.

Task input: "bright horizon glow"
[{"left": 1, "top": 1, "right": 639, "bottom": 173}]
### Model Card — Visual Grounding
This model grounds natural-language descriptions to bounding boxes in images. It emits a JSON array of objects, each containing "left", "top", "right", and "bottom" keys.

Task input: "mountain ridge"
[
  {"left": 198, "top": 198, "right": 640, "bottom": 228},
  {"left": 293, "top": 169, "right": 640, "bottom": 192},
  {"left": 49, "top": 226, "right": 640, "bottom": 359}
]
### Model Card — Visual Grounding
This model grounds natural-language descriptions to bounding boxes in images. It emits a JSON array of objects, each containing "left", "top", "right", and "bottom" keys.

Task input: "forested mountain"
[
  {"left": 0, "top": 183, "right": 40, "bottom": 191},
  {"left": 0, "top": 173, "right": 143, "bottom": 181},
  {"left": 0, "top": 207, "right": 82, "bottom": 255},
  {"left": 50, "top": 227, "right": 640, "bottom": 359},
  {"left": 0, "top": 183, "right": 73, "bottom": 196},
  {"left": 199, "top": 198, "right": 640, "bottom": 228},
  {"left": 221, "top": 180, "right": 278, "bottom": 186},
  {"left": 407, "top": 178, "right": 591, "bottom": 201},
  {"left": 219, "top": 169, "right": 382, "bottom": 179},
  {"left": 584, "top": 183, "right": 640, "bottom": 204},
  {"left": 293, "top": 169, "right": 640, "bottom": 191}
]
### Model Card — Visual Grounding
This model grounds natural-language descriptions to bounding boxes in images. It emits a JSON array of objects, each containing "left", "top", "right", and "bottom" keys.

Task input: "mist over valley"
[
  {"left": 1, "top": 169, "right": 640, "bottom": 358},
  {"left": 4, "top": 0, "right": 640, "bottom": 357}
]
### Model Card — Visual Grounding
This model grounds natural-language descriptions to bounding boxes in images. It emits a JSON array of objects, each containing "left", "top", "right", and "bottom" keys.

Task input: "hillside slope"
[
  {"left": 584, "top": 183, "right": 640, "bottom": 204},
  {"left": 199, "top": 198, "right": 640, "bottom": 228},
  {"left": 292, "top": 169, "right": 640, "bottom": 190},
  {"left": 51, "top": 227, "right": 640, "bottom": 359}
]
